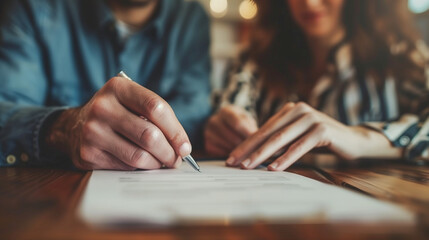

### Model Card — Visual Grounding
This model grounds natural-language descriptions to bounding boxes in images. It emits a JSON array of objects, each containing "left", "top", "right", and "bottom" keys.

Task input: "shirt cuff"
[
  {"left": 364, "top": 114, "right": 429, "bottom": 163},
  {"left": 0, "top": 106, "right": 69, "bottom": 167}
]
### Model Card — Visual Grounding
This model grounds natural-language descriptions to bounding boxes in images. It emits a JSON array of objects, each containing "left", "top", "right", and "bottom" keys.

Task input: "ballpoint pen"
[{"left": 117, "top": 71, "right": 201, "bottom": 172}]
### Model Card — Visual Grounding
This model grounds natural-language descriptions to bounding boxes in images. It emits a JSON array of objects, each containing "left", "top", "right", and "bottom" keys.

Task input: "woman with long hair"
[{"left": 204, "top": 0, "right": 429, "bottom": 171}]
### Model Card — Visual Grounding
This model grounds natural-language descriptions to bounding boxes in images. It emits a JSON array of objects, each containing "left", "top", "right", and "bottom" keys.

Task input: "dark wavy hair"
[{"left": 249, "top": 0, "right": 423, "bottom": 91}]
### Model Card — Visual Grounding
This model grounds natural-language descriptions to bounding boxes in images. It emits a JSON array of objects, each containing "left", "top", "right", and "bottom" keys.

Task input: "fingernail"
[
  {"left": 179, "top": 142, "right": 192, "bottom": 157},
  {"left": 268, "top": 162, "right": 278, "bottom": 171},
  {"left": 174, "top": 157, "right": 182, "bottom": 168},
  {"left": 226, "top": 156, "right": 235, "bottom": 165},
  {"left": 241, "top": 159, "right": 251, "bottom": 168}
]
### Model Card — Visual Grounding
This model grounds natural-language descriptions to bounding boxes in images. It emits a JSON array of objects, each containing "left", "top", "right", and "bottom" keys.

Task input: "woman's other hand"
[
  {"left": 204, "top": 105, "right": 258, "bottom": 157},
  {"left": 226, "top": 102, "right": 402, "bottom": 171}
]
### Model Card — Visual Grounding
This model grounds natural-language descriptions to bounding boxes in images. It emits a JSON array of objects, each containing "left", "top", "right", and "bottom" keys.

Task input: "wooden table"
[{"left": 1, "top": 159, "right": 429, "bottom": 240}]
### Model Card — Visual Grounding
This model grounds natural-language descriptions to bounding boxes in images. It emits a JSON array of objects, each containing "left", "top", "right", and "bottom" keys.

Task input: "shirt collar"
[
  {"left": 328, "top": 41, "right": 355, "bottom": 81},
  {"left": 150, "top": 0, "right": 171, "bottom": 39},
  {"left": 90, "top": 0, "right": 115, "bottom": 31},
  {"left": 89, "top": 0, "right": 171, "bottom": 39}
]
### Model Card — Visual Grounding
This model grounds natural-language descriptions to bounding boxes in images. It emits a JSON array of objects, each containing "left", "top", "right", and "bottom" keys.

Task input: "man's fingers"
[
  {"left": 111, "top": 77, "right": 191, "bottom": 157},
  {"left": 108, "top": 102, "right": 179, "bottom": 168},
  {"left": 80, "top": 120, "right": 162, "bottom": 169},
  {"left": 239, "top": 113, "right": 315, "bottom": 169},
  {"left": 94, "top": 151, "right": 137, "bottom": 170},
  {"left": 103, "top": 131, "right": 163, "bottom": 169},
  {"left": 77, "top": 146, "right": 136, "bottom": 170}
]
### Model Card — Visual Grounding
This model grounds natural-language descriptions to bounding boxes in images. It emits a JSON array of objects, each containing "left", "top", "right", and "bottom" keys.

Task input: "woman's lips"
[{"left": 302, "top": 11, "right": 325, "bottom": 23}]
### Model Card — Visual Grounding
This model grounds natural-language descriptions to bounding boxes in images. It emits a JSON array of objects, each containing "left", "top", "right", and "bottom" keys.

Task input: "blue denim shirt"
[{"left": 0, "top": 0, "right": 211, "bottom": 167}]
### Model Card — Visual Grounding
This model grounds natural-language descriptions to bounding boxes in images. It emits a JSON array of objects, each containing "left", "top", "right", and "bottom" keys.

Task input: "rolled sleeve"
[{"left": 0, "top": 105, "right": 68, "bottom": 167}]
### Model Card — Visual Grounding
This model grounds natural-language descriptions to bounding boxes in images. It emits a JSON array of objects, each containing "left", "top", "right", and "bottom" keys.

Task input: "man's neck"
[{"left": 106, "top": 0, "right": 159, "bottom": 29}]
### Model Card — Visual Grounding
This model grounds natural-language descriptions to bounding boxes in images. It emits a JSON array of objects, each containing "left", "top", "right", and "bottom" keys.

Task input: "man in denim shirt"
[{"left": 0, "top": 0, "right": 211, "bottom": 170}]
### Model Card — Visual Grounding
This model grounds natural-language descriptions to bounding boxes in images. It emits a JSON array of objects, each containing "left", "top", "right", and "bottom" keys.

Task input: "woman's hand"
[
  {"left": 204, "top": 105, "right": 258, "bottom": 157},
  {"left": 226, "top": 102, "right": 402, "bottom": 171}
]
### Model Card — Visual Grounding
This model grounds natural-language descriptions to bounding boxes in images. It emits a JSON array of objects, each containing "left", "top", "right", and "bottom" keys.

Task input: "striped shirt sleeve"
[
  {"left": 365, "top": 114, "right": 429, "bottom": 162},
  {"left": 365, "top": 41, "right": 429, "bottom": 162},
  {"left": 218, "top": 61, "right": 260, "bottom": 121}
]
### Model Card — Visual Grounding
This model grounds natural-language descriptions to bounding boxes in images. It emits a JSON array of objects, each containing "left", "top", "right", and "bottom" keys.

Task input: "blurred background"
[
  {"left": 1, "top": 0, "right": 428, "bottom": 92},
  {"left": 191, "top": 0, "right": 429, "bottom": 93}
]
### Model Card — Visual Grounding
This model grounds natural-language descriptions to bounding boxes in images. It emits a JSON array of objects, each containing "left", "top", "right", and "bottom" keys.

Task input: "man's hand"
[
  {"left": 45, "top": 77, "right": 192, "bottom": 170},
  {"left": 204, "top": 105, "right": 258, "bottom": 157}
]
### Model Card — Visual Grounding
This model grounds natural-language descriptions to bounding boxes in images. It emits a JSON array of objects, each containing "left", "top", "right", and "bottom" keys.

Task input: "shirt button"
[
  {"left": 6, "top": 155, "right": 16, "bottom": 165},
  {"left": 399, "top": 136, "right": 410, "bottom": 146},
  {"left": 21, "top": 153, "right": 29, "bottom": 162}
]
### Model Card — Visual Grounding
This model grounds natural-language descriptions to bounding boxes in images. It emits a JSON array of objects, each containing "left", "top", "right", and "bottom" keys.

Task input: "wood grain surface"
[{"left": 1, "top": 160, "right": 428, "bottom": 240}]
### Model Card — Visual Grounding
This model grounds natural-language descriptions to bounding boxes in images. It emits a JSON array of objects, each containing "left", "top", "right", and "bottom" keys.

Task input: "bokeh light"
[
  {"left": 210, "top": 0, "right": 228, "bottom": 18},
  {"left": 239, "top": 0, "right": 257, "bottom": 20},
  {"left": 408, "top": 0, "right": 429, "bottom": 14}
]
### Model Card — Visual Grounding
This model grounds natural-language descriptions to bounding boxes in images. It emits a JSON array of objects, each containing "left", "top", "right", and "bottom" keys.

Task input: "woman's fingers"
[
  {"left": 268, "top": 123, "right": 329, "bottom": 171},
  {"left": 205, "top": 126, "right": 236, "bottom": 152},
  {"left": 208, "top": 114, "right": 244, "bottom": 146},
  {"left": 220, "top": 105, "right": 258, "bottom": 138},
  {"left": 205, "top": 140, "right": 231, "bottom": 157},
  {"left": 228, "top": 102, "right": 313, "bottom": 166},
  {"left": 205, "top": 106, "right": 258, "bottom": 157},
  {"left": 239, "top": 113, "right": 316, "bottom": 169}
]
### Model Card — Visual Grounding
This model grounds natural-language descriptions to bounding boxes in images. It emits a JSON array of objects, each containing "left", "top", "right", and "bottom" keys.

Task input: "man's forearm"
[{"left": 41, "top": 108, "right": 81, "bottom": 161}]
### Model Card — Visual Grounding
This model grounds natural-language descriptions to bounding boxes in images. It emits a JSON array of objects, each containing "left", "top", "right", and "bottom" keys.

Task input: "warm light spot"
[
  {"left": 409, "top": 0, "right": 429, "bottom": 14},
  {"left": 239, "top": 0, "right": 257, "bottom": 20},
  {"left": 210, "top": 0, "right": 228, "bottom": 18}
]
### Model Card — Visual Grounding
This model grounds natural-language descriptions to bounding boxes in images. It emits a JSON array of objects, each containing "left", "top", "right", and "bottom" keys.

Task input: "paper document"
[{"left": 79, "top": 161, "right": 413, "bottom": 226}]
